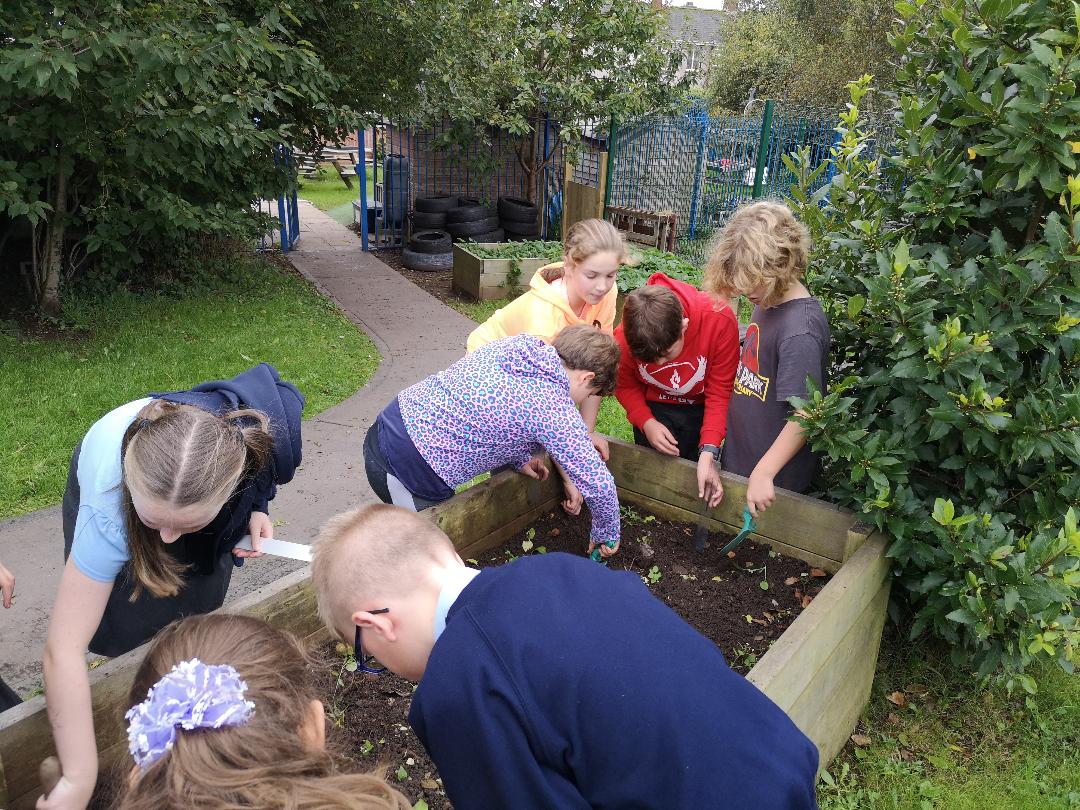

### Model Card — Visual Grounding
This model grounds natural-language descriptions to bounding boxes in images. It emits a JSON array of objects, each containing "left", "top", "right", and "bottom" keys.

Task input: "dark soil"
[{"left": 316, "top": 505, "right": 831, "bottom": 809}]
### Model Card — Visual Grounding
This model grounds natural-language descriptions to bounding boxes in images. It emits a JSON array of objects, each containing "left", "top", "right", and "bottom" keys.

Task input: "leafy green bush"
[{"left": 784, "top": 0, "right": 1080, "bottom": 689}]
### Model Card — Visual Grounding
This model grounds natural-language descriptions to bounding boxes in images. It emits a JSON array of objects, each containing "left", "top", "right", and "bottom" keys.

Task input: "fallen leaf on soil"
[
  {"left": 745, "top": 614, "right": 754, "bottom": 623},
  {"left": 887, "top": 691, "right": 907, "bottom": 707},
  {"left": 801, "top": 595, "right": 814, "bottom": 608},
  {"left": 851, "top": 734, "right": 872, "bottom": 747},
  {"left": 810, "top": 568, "right": 827, "bottom": 578},
  {"left": 711, "top": 576, "right": 723, "bottom": 582},
  {"left": 421, "top": 779, "right": 439, "bottom": 790},
  {"left": 754, "top": 635, "right": 765, "bottom": 641},
  {"left": 898, "top": 748, "right": 915, "bottom": 761},
  {"left": 549, "top": 528, "right": 560, "bottom": 537},
  {"left": 887, "top": 713, "right": 901, "bottom": 724},
  {"left": 904, "top": 683, "right": 929, "bottom": 696},
  {"left": 784, "top": 576, "right": 800, "bottom": 585},
  {"left": 727, "top": 551, "right": 737, "bottom": 558}
]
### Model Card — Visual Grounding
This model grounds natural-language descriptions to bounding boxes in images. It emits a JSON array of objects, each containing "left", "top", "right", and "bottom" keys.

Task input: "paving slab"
[{"left": 0, "top": 201, "right": 472, "bottom": 695}]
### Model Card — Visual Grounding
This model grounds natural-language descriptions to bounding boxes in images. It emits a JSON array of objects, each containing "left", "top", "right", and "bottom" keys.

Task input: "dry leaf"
[
  {"left": 420, "top": 778, "right": 439, "bottom": 790},
  {"left": 801, "top": 595, "right": 813, "bottom": 608},
  {"left": 549, "top": 528, "right": 560, "bottom": 537},
  {"left": 810, "top": 568, "right": 827, "bottom": 578},
  {"left": 850, "top": 733, "right": 872, "bottom": 747},
  {"left": 727, "top": 551, "right": 737, "bottom": 558},
  {"left": 887, "top": 691, "right": 907, "bottom": 707},
  {"left": 886, "top": 713, "right": 901, "bottom": 724},
  {"left": 904, "top": 683, "right": 929, "bottom": 697},
  {"left": 711, "top": 576, "right": 723, "bottom": 582},
  {"left": 784, "top": 576, "right": 800, "bottom": 585}
]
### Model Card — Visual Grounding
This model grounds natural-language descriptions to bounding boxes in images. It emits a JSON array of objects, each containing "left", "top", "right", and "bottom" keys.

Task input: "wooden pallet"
[{"left": 606, "top": 205, "right": 678, "bottom": 252}]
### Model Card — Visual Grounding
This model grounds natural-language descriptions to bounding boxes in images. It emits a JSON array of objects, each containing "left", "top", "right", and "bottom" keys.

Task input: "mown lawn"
[{"left": 0, "top": 254, "right": 379, "bottom": 520}]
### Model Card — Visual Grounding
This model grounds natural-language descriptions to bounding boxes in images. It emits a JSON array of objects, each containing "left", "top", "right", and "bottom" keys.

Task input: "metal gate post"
[
  {"left": 358, "top": 128, "right": 369, "bottom": 251},
  {"left": 687, "top": 107, "right": 709, "bottom": 240},
  {"left": 603, "top": 116, "right": 617, "bottom": 216},
  {"left": 752, "top": 100, "right": 775, "bottom": 199}
]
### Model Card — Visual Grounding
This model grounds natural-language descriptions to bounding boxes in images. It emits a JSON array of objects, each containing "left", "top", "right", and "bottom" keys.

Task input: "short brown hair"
[
  {"left": 312, "top": 504, "right": 456, "bottom": 640},
  {"left": 703, "top": 201, "right": 809, "bottom": 307},
  {"left": 121, "top": 614, "right": 411, "bottom": 810},
  {"left": 552, "top": 324, "right": 620, "bottom": 396},
  {"left": 622, "top": 286, "right": 685, "bottom": 362}
]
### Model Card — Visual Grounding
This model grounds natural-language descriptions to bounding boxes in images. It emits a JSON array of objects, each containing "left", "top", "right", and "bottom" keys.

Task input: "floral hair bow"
[{"left": 125, "top": 658, "right": 255, "bottom": 770}]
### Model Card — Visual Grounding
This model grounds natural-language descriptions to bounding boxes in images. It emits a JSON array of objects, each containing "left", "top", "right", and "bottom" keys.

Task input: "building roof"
[{"left": 666, "top": 5, "right": 728, "bottom": 45}]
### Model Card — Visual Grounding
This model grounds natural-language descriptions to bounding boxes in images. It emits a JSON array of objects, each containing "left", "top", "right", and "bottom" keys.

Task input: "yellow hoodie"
[{"left": 466, "top": 262, "right": 618, "bottom": 352}]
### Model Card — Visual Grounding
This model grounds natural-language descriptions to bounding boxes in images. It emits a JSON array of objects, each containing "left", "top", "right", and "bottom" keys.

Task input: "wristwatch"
[{"left": 699, "top": 443, "right": 720, "bottom": 459}]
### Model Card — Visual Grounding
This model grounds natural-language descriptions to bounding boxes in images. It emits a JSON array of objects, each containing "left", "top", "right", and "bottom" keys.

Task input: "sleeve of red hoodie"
[
  {"left": 699, "top": 302, "right": 741, "bottom": 447},
  {"left": 613, "top": 326, "right": 655, "bottom": 431}
]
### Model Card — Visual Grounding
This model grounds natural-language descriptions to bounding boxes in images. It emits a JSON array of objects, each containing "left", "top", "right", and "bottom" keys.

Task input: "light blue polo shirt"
[{"left": 69, "top": 398, "right": 153, "bottom": 583}]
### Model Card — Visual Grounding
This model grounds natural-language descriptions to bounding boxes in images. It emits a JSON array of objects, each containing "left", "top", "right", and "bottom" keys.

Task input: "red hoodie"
[{"left": 614, "top": 273, "right": 739, "bottom": 447}]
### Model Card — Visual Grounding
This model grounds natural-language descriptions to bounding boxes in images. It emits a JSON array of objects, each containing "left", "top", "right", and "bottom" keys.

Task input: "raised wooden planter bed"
[
  {"left": 0, "top": 439, "right": 889, "bottom": 807},
  {"left": 451, "top": 242, "right": 554, "bottom": 301}
]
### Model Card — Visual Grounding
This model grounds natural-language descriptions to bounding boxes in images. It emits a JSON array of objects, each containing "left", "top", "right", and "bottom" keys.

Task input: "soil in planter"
[{"left": 316, "top": 504, "right": 831, "bottom": 809}]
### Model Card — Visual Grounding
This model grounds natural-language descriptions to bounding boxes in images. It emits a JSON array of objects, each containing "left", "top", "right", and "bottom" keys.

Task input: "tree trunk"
[{"left": 40, "top": 168, "right": 66, "bottom": 317}]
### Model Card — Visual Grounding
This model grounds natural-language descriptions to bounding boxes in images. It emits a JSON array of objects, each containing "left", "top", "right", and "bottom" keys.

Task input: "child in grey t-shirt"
[{"left": 703, "top": 202, "right": 831, "bottom": 517}]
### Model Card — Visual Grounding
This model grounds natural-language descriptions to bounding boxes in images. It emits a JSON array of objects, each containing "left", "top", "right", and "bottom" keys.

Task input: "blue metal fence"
[
  {"left": 607, "top": 102, "right": 893, "bottom": 251},
  {"left": 256, "top": 147, "right": 300, "bottom": 252}
]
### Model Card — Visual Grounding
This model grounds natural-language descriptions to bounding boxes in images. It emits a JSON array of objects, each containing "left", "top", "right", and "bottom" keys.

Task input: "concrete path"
[{"left": 0, "top": 201, "right": 474, "bottom": 694}]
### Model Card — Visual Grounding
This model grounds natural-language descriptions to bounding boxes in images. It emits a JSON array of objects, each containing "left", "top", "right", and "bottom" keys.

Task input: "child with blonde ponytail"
[
  {"left": 40, "top": 363, "right": 304, "bottom": 810},
  {"left": 118, "top": 614, "right": 411, "bottom": 810}
]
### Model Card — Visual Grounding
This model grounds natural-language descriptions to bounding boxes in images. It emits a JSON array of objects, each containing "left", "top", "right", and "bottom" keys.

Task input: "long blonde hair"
[
  {"left": 120, "top": 401, "right": 274, "bottom": 599},
  {"left": 119, "top": 614, "right": 412, "bottom": 810},
  {"left": 564, "top": 218, "right": 630, "bottom": 267}
]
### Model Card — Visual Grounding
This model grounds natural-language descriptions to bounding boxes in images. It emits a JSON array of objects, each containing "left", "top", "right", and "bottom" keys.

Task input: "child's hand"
[
  {"left": 561, "top": 480, "right": 583, "bottom": 516},
  {"left": 518, "top": 458, "right": 550, "bottom": 481},
  {"left": 746, "top": 471, "right": 776, "bottom": 518},
  {"left": 36, "top": 774, "right": 93, "bottom": 810},
  {"left": 588, "top": 538, "right": 621, "bottom": 559},
  {"left": 0, "top": 559, "right": 14, "bottom": 609},
  {"left": 643, "top": 419, "right": 679, "bottom": 456},
  {"left": 589, "top": 432, "right": 610, "bottom": 462},
  {"left": 697, "top": 454, "right": 724, "bottom": 509},
  {"left": 233, "top": 511, "right": 272, "bottom": 559}
]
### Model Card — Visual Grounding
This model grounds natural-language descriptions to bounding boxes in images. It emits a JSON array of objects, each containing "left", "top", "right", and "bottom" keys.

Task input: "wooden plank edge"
[
  {"left": 615, "top": 489, "right": 842, "bottom": 573},
  {"left": 747, "top": 533, "right": 889, "bottom": 699},
  {"left": 455, "top": 498, "right": 562, "bottom": 562}
]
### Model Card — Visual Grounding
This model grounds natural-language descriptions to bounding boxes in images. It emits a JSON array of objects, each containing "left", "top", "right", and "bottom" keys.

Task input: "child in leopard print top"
[{"left": 363, "top": 326, "right": 623, "bottom": 558}]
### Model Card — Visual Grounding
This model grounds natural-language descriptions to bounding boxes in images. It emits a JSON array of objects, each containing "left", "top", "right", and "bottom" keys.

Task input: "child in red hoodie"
[{"left": 614, "top": 273, "right": 740, "bottom": 507}]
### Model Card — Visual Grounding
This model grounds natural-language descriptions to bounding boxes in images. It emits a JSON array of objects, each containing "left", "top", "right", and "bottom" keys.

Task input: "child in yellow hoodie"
[{"left": 467, "top": 218, "right": 627, "bottom": 460}]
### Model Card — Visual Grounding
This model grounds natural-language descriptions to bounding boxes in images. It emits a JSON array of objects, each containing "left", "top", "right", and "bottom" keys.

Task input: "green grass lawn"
[
  {"left": 0, "top": 254, "right": 379, "bottom": 521},
  {"left": 821, "top": 634, "right": 1080, "bottom": 810},
  {"left": 297, "top": 166, "right": 375, "bottom": 226}
]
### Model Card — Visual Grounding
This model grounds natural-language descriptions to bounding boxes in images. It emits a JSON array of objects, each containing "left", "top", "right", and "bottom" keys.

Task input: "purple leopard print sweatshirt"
[{"left": 397, "top": 335, "right": 620, "bottom": 547}]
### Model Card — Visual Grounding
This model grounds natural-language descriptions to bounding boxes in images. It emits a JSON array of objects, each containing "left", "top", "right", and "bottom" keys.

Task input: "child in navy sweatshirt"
[{"left": 312, "top": 503, "right": 820, "bottom": 810}]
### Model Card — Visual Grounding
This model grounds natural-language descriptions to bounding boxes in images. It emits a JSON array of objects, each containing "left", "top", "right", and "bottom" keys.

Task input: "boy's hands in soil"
[
  {"left": 697, "top": 453, "right": 724, "bottom": 508},
  {"left": 588, "top": 539, "right": 620, "bottom": 559},
  {"left": 518, "top": 458, "right": 550, "bottom": 481},
  {"left": 642, "top": 419, "right": 679, "bottom": 456},
  {"left": 561, "top": 480, "right": 583, "bottom": 516}
]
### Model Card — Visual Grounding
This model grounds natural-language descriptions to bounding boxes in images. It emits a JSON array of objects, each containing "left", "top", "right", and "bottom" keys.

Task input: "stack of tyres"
[
  {"left": 411, "top": 195, "right": 457, "bottom": 230},
  {"left": 401, "top": 229, "right": 453, "bottom": 272},
  {"left": 498, "top": 196, "right": 540, "bottom": 241},
  {"left": 445, "top": 198, "right": 502, "bottom": 242}
]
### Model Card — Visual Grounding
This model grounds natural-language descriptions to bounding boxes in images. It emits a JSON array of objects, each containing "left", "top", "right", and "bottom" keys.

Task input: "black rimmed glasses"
[{"left": 353, "top": 607, "right": 390, "bottom": 675}]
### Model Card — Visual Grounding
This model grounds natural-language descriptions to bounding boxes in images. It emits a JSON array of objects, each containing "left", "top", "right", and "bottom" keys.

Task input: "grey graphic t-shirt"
[{"left": 721, "top": 296, "right": 830, "bottom": 493}]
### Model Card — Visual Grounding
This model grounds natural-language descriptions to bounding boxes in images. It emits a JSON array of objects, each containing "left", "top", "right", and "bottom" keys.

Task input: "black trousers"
[
  {"left": 62, "top": 443, "right": 236, "bottom": 657},
  {"left": 362, "top": 423, "right": 446, "bottom": 511},
  {"left": 632, "top": 400, "right": 706, "bottom": 462}
]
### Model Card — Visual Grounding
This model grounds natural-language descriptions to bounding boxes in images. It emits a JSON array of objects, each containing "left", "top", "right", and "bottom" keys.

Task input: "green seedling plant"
[{"left": 647, "top": 565, "right": 662, "bottom": 585}]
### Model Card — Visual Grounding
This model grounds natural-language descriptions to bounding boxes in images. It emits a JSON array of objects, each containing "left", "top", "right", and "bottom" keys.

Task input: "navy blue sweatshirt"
[{"left": 409, "top": 553, "right": 819, "bottom": 810}]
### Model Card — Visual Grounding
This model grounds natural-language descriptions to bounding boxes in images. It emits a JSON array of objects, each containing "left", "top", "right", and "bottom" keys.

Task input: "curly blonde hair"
[{"left": 703, "top": 202, "right": 810, "bottom": 307}]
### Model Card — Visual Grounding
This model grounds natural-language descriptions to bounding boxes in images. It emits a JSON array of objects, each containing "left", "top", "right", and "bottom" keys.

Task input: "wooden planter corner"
[
  {"left": 0, "top": 439, "right": 889, "bottom": 807},
  {"left": 451, "top": 243, "right": 551, "bottom": 301}
]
